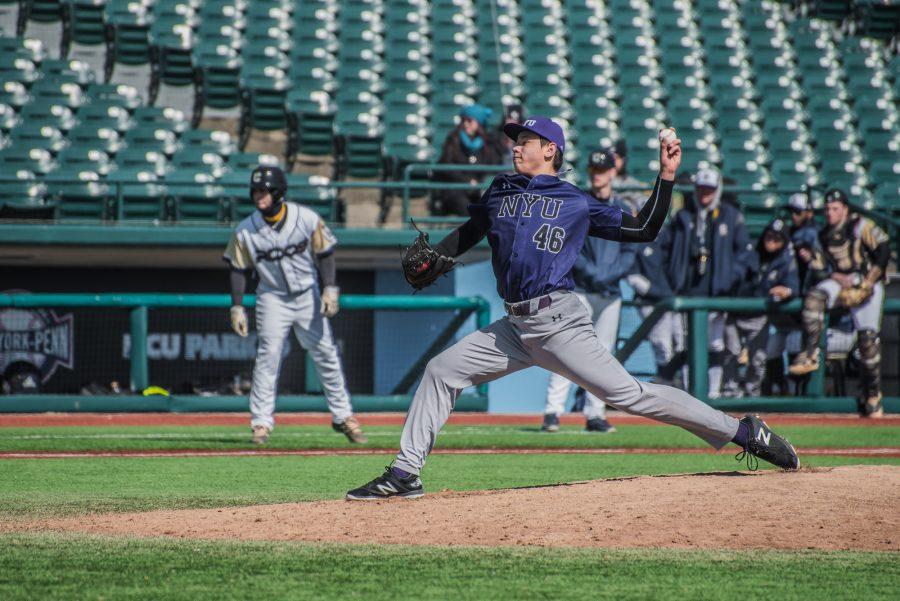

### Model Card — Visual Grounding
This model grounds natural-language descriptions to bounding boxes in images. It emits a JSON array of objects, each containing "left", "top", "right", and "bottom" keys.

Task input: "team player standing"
[{"left": 223, "top": 166, "right": 366, "bottom": 445}]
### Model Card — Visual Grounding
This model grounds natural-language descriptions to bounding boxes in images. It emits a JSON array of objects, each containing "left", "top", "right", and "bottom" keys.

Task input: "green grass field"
[{"left": 1, "top": 417, "right": 897, "bottom": 600}]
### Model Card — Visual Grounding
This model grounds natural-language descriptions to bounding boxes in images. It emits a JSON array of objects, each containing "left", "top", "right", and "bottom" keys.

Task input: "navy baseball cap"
[
  {"left": 588, "top": 147, "right": 616, "bottom": 169},
  {"left": 824, "top": 187, "right": 849, "bottom": 205},
  {"left": 503, "top": 116, "right": 565, "bottom": 154}
]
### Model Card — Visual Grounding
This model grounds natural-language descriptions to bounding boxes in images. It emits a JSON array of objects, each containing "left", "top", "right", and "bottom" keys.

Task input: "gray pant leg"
[
  {"left": 291, "top": 288, "right": 353, "bottom": 423},
  {"left": 528, "top": 293, "right": 739, "bottom": 449},
  {"left": 741, "top": 316, "right": 770, "bottom": 397},
  {"left": 394, "top": 318, "right": 531, "bottom": 474}
]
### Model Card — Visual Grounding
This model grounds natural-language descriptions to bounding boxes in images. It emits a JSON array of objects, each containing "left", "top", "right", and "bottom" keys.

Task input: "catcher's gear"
[
  {"left": 837, "top": 282, "right": 873, "bottom": 307},
  {"left": 401, "top": 221, "right": 457, "bottom": 290},
  {"left": 321, "top": 285, "right": 340, "bottom": 318},
  {"left": 857, "top": 329, "right": 882, "bottom": 402},
  {"left": 230, "top": 305, "right": 249, "bottom": 337}
]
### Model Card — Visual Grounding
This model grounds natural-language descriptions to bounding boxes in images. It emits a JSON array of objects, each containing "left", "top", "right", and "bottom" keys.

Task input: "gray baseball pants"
[{"left": 394, "top": 290, "right": 740, "bottom": 474}]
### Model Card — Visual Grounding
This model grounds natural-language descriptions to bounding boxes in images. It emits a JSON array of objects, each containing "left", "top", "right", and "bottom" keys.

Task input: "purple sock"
[
  {"left": 731, "top": 421, "right": 750, "bottom": 447},
  {"left": 391, "top": 466, "right": 413, "bottom": 479}
]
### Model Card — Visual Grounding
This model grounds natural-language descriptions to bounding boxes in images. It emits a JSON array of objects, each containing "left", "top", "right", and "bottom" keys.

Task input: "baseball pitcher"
[
  {"left": 223, "top": 166, "right": 366, "bottom": 444},
  {"left": 346, "top": 117, "right": 799, "bottom": 500}
]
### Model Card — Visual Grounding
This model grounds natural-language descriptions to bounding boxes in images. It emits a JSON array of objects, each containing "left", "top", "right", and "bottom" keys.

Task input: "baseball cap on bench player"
[{"left": 503, "top": 116, "right": 566, "bottom": 154}]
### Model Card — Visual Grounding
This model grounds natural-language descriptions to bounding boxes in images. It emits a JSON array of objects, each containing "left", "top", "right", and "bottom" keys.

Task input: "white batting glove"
[
  {"left": 230, "top": 305, "right": 248, "bottom": 337},
  {"left": 627, "top": 274, "right": 652, "bottom": 297},
  {"left": 321, "top": 286, "right": 340, "bottom": 318}
]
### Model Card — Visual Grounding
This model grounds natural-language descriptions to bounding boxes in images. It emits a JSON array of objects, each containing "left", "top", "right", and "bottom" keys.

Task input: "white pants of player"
[
  {"left": 666, "top": 311, "right": 727, "bottom": 396},
  {"left": 817, "top": 279, "right": 885, "bottom": 330},
  {"left": 544, "top": 292, "right": 621, "bottom": 419},
  {"left": 638, "top": 306, "right": 686, "bottom": 369},
  {"left": 706, "top": 311, "right": 728, "bottom": 398},
  {"left": 249, "top": 288, "right": 353, "bottom": 430}
]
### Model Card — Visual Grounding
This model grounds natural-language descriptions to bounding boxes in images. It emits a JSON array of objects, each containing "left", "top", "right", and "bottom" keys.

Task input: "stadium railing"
[
  {"left": 616, "top": 296, "right": 900, "bottom": 413},
  {"left": 0, "top": 293, "right": 491, "bottom": 413}
]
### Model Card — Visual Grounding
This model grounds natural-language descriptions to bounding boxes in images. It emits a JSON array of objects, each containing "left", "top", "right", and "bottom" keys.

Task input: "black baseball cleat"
[
  {"left": 541, "top": 413, "right": 560, "bottom": 432},
  {"left": 585, "top": 417, "right": 616, "bottom": 433},
  {"left": 735, "top": 415, "right": 800, "bottom": 471},
  {"left": 346, "top": 466, "right": 425, "bottom": 500}
]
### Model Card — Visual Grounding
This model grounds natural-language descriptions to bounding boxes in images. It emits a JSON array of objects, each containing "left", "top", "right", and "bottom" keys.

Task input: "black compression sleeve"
[
  {"left": 618, "top": 177, "right": 674, "bottom": 242},
  {"left": 433, "top": 219, "right": 488, "bottom": 258},
  {"left": 230, "top": 269, "right": 248, "bottom": 306},
  {"left": 317, "top": 250, "right": 337, "bottom": 288},
  {"left": 870, "top": 241, "right": 890, "bottom": 275}
]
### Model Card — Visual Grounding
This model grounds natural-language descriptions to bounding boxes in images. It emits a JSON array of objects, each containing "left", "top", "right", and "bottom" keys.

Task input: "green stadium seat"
[
  {"left": 0, "top": 102, "right": 19, "bottom": 131},
  {"left": 123, "top": 124, "right": 179, "bottom": 156},
  {"left": 56, "top": 146, "right": 112, "bottom": 175},
  {"left": 170, "top": 150, "right": 227, "bottom": 178},
  {"left": 228, "top": 152, "right": 281, "bottom": 171},
  {"left": 166, "top": 170, "right": 225, "bottom": 223},
  {"left": 84, "top": 82, "right": 142, "bottom": 111},
  {"left": 854, "top": 0, "right": 900, "bottom": 40},
  {"left": 45, "top": 166, "right": 113, "bottom": 220},
  {"left": 0, "top": 53, "right": 41, "bottom": 85},
  {"left": 873, "top": 182, "right": 900, "bottom": 213},
  {"left": 19, "top": 98, "right": 77, "bottom": 131},
  {"left": 0, "top": 146, "right": 56, "bottom": 175},
  {"left": 10, "top": 122, "right": 68, "bottom": 154},
  {"left": 117, "top": 147, "right": 168, "bottom": 177},
  {"left": 180, "top": 128, "right": 236, "bottom": 155},
  {"left": 108, "top": 167, "right": 168, "bottom": 221},
  {"left": 0, "top": 81, "right": 32, "bottom": 110},
  {"left": 76, "top": 103, "right": 133, "bottom": 132},
  {"left": 68, "top": 122, "right": 124, "bottom": 154}
]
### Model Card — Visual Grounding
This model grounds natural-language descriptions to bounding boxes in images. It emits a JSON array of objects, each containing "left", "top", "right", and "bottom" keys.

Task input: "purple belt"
[{"left": 504, "top": 295, "right": 553, "bottom": 317}]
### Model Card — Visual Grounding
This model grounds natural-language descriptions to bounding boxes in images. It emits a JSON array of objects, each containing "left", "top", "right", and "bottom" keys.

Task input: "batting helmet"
[{"left": 250, "top": 166, "right": 287, "bottom": 216}]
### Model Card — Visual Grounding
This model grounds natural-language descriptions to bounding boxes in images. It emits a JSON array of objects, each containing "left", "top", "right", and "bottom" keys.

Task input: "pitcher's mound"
[{"left": 37, "top": 465, "right": 900, "bottom": 550}]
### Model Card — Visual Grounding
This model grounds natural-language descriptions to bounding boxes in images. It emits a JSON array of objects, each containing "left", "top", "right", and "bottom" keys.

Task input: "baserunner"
[{"left": 346, "top": 117, "right": 798, "bottom": 500}]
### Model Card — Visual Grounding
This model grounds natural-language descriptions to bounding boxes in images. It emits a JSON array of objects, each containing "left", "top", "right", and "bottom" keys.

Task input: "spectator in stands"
[
  {"left": 789, "top": 188, "right": 891, "bottom": 418},
  {"left": 611, "top": 139, "right": 649, "bottom": 213},
  {"left": 433, "top": 104, "right": 500, "bottom": 216},
  {"left": 787, "top": 192, "right": 822, "bottom": 294},
  {"left": 488, "top": 104, "right": 523, "bottom": 166},
  {"left": 541, "top": 148, "right": 636, "bottom": 433},
  {"left": 660, "top": 167, "right": 754, "bottom": 398},
  {"left": 721, "top": 218, "right": 800, "bottom": 397}
]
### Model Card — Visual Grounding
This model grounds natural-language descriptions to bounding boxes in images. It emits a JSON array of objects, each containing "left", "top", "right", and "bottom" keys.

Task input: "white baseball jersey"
[{"left": 223, "top": 202, "right": 336, "bottom": 295}]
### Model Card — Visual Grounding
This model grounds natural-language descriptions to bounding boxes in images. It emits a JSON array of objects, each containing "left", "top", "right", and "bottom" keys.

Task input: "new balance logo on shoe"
[
  {"left": 756, "top": 428, "right": 771, "bottom": 446},
  {"left": 375, "top": 482, "right": 399, "bottom": 495}
]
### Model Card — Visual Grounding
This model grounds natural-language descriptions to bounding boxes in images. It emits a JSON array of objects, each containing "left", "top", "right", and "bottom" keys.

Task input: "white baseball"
[{"left": 659, "top": 127, "right": 677, "bottom": 144}]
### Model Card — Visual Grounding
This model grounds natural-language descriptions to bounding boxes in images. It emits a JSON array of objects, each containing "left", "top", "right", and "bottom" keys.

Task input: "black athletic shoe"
[
  {"left": 735, "top": 415, "right": 799, "bottom": 471},
  {"left": 541, "top": 413, "right": 560, "bottom": 432},
  {"left": 346, "top": 466, "right": 425, "bottom": 500},
  {"left": 585, "top": 418, "right": 616, "bottom": 433}
]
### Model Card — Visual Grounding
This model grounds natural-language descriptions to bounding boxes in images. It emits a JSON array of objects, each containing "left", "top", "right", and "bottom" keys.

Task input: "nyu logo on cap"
[{"left": 503, "top": 116, "right": 566, "bottom": 154}]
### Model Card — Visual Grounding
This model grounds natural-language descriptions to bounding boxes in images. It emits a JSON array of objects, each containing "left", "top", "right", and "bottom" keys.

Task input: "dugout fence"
[
  {"left": 0, "top": 293, "right": 490, "bottom": 412},
  {"left": 616, "top": 296, "right": 900, "bottom": 413}
]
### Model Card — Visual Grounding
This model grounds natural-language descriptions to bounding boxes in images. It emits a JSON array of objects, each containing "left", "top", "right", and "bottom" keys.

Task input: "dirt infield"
[
  {"left": 2, "top": 447, "right": 899, "bottom": 459},
  {"left": 2, "top": 412, "right": 897, "bottom": 428},
  {"left": 24, "top": 465, "right": 899, "bottom": 551}
]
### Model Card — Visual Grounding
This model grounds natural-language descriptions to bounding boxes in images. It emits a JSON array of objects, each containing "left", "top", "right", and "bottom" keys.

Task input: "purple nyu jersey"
[{"left": 468, "top": 173, "right": 624, "bottom": 303}]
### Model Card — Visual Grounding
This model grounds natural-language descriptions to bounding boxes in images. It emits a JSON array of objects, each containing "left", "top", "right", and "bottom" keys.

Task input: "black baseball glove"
[{"left": 401, "top": 221, "right": 457, "bottom": 291}]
